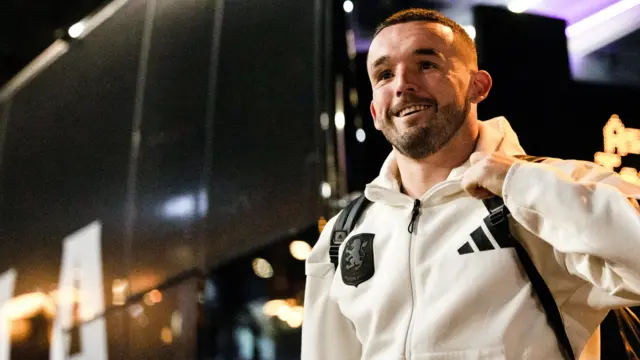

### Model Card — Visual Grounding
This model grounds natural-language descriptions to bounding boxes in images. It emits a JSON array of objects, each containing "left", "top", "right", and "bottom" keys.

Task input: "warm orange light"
[
  {"left": 148, "top": 290, "right": 162, "bottom": 304},
  {"left": 619, "top": 167, "right": 639, "bottom": 184},
  {"left": 594, "top": 152, "right": 621, "bottom": 171},
  {"left": 318, "top": 217, "right": 327, "bottom": 233},
  {"left": 276, "top": 304, "right": 292, "bottom": 322},
  {"left": 263, "top": 299, "right": 288, "bottom": 317},
  {"left": 595, "top": 115, "right": 640, "bottom": 185},
  {"left": 111, "top": 279, "right": 128, "bottom": 306},
  {"left": 10, "top": 319, "right": 31, "bottom": 342},
  {"left": 143, "top": 293, "right": 154, "bottom": 306},
  {"left": 160, "top": 326, "right": 173, "bottom": 345},
  {"left": 603, "top": 114, "right": 640, "bottom": 156},
  {"left": 2, "top": 292, "right": 56, "bottom": 321},
  {"left": 286, "top": 306, "right": 304, "bottom": 328}
]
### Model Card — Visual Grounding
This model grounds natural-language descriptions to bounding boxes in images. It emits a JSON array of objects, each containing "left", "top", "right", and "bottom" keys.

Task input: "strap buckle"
[
  {"left": 330, "top": 230, "right": 348, "bottom": 268},
  {"left": 331, "top": 230, "right": 348, "bottom": 246},
  {"left": 488, "top": 205, "right": 509, "bottom": 227}
]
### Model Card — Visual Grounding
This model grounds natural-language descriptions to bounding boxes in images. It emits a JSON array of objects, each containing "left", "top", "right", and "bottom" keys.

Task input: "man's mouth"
[{"left": 395, "top": 104, "right": 432, "bottom": 118}]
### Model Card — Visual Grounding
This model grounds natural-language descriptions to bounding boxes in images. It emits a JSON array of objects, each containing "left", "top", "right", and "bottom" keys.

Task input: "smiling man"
[
  {"left": 366, "top": 11, "right": 487, "bottom": 199},
  {"left": 302, "top": 8, "right": 640, "bottom": 360}
]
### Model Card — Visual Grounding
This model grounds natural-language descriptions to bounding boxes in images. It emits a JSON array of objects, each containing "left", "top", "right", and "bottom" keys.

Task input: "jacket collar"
[{"left": 365, "top": 117, "right": 526, "bottom": 206}]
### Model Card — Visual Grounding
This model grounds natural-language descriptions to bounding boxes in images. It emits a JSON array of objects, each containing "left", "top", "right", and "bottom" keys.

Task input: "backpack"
[{"left": 328, "top": 156, "right": 576, "bottom": 360}]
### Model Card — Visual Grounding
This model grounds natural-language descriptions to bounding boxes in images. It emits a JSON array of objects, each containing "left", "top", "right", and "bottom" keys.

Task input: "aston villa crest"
[{"left": 341, "top": 233, "right": 375, "bottom": 287}]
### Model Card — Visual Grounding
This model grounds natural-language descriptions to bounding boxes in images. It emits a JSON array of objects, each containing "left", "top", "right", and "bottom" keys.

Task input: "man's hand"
[{"left": 461, "top": 152, "right": 520, "bottom": 199}]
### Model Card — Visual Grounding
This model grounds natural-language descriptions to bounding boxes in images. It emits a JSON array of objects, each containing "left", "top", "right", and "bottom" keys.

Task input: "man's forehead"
[{"left": 367, "top": 22, "right": 455, "bottom": 66}]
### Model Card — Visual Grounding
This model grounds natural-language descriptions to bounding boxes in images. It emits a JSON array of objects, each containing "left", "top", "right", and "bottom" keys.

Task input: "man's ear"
[
  {"left": 370, "top": 101, "right": 382, "bottom": 130},
  {"left": 469, "top": 70, "right": 492, "bottom": 104}
]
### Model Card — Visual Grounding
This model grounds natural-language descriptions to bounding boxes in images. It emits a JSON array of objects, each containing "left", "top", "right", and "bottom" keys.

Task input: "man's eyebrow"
[
  {"left": 414, "top": 48, "right": 444, "bottom": 60},
  {"left": 369, "top": 48, "right": 444, "bottom": 70},
  {"left": 370, "top": 55, "right": 390, "bottom": 70}
]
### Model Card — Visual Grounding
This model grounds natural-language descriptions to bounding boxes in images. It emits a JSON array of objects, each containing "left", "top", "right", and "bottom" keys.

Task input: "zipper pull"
[{"left": 407, "top": 199, "right": 421, "bottom": 234}]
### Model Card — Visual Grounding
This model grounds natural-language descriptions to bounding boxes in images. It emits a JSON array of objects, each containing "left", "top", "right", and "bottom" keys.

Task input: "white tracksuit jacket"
[{"left": 302, "top": 117, "right": 640, "bottom": 360}]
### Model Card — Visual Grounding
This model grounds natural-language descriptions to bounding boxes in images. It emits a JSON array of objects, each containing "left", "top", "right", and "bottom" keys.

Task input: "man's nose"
[{"left": 394, "top": 70, "right": 417, "bottom": 97}]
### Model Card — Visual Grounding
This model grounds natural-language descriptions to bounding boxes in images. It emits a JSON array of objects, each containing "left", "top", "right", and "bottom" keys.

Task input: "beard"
[{"left": 379, "top": 94, "right": 471, "bottom": 160}]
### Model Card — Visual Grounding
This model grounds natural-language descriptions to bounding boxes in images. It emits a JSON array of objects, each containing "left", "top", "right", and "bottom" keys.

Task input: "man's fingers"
[
  {"left": 461, "top": 176, "right": 492, "bottom": 198},
  {"left": 468, "top": 186, "right": 493, "bottom": 199},
  {"left": 463, "top": 151, "right": 514, "bottom": 198},
  {"left": 461, "top": 171, "right": 480, "bottom": 197},
  {"left": 461, "top": 162, "right": 493, "bottom": 199}
]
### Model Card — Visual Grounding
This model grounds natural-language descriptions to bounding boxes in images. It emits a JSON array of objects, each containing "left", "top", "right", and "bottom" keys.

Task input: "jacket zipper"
[
  {"left": 407, "top": 199, "right": 420, "bottom": 233},
  {"left": 405, "top": 199, "right": 421, "bottom": 358}
]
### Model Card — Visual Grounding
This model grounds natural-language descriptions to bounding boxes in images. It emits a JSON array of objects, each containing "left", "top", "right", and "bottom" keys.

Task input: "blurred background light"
[
  {"left": 321, "top": 182, "right": 332, "bottom": 199},
  {"left": 343, "top": 0, "right": 354, "bottom": 13},
  {"left": 289, "top": 240, "right": 312, "bottom": 261},
  {"left": 335, "top": 111, "right": 345, "bottom": 130},
  {"left": 162, "top": 194, "right": 196, "bottom": 219},
  {"left": 252, "top": 258, "right": 274, "bottom": 279},
  {"left": 462, "top": 25, "right": 476, "bottom": 40},
  {"left": 507, "top": 0, "right": 543, "bottom": 14},
  {"left": 67, "top": 22, "right": 85, "bottom": 38}
]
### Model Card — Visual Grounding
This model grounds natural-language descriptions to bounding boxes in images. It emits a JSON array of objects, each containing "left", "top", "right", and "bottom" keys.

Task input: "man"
[{"left": 301, "top": 8, "right": 640, "bottom": 360}]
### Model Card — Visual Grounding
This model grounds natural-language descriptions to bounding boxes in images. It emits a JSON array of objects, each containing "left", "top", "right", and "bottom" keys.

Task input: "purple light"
[{"left": 530, "top": 0, "right": 620, "bottom": 25}]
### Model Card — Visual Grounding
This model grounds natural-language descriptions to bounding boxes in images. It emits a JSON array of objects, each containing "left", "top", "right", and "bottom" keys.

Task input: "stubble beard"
[{"left": 380, "top": 96, "right": 471, "bottom": 160}]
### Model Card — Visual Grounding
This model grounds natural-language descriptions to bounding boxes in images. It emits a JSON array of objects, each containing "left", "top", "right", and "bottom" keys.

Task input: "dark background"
[
  {"left": 1, "top": 0, "right": 639, "bottom": 359},
  {"left": 1, "top": 0, "right": 326, "bottom": 358}
]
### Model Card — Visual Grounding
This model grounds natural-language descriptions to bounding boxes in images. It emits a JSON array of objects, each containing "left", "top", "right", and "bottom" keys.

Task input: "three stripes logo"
[{"left": 457, "top": 225, "right": 514, "bottom": 255}]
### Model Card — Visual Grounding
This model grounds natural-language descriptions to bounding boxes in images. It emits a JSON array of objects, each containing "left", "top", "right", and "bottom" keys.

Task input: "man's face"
[{"left": 367, "top": 21, "right": 473, "bottom": 159}]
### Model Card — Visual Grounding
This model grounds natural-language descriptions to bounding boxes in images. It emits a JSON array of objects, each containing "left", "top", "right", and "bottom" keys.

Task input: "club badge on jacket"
[{"left": 341, "top": 234, "right": 375, "bottom": 287}]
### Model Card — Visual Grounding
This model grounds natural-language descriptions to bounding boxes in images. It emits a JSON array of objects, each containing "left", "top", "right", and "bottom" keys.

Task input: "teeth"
[{"left": 399, "top": 105, "right": 429, "bottom": 117}]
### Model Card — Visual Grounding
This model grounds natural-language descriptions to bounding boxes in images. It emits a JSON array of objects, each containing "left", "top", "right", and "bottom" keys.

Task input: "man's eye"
[
  {"left": 378, "top": 70, "right": 392, "bottom": 81},
  {"left": 421, "top": 61, "right": 437, "bottom": 70}
]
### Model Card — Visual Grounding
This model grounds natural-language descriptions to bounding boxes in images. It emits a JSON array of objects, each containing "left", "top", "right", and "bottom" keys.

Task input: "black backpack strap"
[
  {"left": 483, "top": 198, "right": 575, "bottom": 360},
  {"left": 330, "top": 195, "right": 372, "bottom": 269}
]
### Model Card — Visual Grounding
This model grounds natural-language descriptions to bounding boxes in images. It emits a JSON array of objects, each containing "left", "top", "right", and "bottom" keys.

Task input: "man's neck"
[{"left": 397, "top": 120, "right": 479, "bottom": 199}]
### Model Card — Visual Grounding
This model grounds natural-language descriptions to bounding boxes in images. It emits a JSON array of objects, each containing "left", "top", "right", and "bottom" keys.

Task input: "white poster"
[
  {"left": 50, "top": 222, "right": 108, "bottom": 360},
  {"left": 0, "top": 269, "right": 16, "bottom": 360}
]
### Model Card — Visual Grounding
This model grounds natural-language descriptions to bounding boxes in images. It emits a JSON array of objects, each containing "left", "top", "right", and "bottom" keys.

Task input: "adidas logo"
[{"left": 457, "top": 224, "right": 513, "bottom": 255}]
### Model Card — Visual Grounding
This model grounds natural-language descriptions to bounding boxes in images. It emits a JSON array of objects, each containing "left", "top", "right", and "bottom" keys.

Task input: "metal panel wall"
[
  {"left": 0, "top": 0, "right": 326, "bottom": 357},
  {"left": 203, "top": 0, "right": 324, "bottom": 265}
]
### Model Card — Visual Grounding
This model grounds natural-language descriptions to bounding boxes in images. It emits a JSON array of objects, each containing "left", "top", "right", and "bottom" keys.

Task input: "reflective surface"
[
  {"left": 0, "top": 0, "right": 326, "bottom": 358},
  {"left": 200, "top": 224, "right": 316, "bottom": 360}
]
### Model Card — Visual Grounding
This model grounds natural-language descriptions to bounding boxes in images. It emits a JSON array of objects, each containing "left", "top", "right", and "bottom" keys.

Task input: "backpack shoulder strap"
[
  {"left": 330, "top": 194, "right": 372, "bottom": 269},
  {"left": 482, "top": 197, "right": 575, "bottom": 360},
  {"left": 514, "top": 154, "right": 547, "bottom": 163},
  {"left": 484, "top": 154, "right": 574, "bottom": 359}
]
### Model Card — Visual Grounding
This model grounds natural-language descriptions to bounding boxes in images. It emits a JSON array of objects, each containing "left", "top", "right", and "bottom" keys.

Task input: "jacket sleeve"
[
  {"left": 502, "top": 158, "right": 640, "bottom": 307},
  {"left": 301, "top": 216, "right": 362, "bottom": 360}
]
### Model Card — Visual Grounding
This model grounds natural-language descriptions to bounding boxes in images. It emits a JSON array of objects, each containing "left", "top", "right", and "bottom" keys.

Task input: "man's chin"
[
  {"left": 395, "top": 113, "right": 433, "bottom": 127},
  {"left": 401, "top": 126, "right": 430, "bottom": 140},
  {"left": 393, "top": 137, "right": 437, "bottom": 159},
  {"left": 394, "top": 145, "right": 436, "bottom": 160}
]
